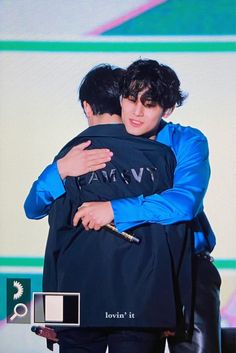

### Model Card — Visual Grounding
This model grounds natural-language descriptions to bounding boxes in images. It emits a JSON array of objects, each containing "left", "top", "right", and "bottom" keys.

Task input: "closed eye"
[
  {"left": 127, "top": 95, "right": 136, "bottom": 102},
  {"left": 143, "top": 101, "right": 156, "bottom": 108}
]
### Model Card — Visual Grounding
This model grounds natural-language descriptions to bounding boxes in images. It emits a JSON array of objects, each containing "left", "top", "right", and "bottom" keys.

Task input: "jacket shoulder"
[{"left": 53, "top": 130, "right": 90, "bottom": 161}]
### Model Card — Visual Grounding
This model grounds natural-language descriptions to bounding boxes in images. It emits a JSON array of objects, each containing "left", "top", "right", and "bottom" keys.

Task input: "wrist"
[
  {"left": 108, "top": 201, "right": 114, "bottom": 221},
  {"left": 57, "top": 158, "right": 67, "bottom": 180}
]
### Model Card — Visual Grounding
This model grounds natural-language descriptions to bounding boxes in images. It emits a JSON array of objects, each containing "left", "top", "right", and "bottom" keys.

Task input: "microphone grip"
[{"left": 104, "top": 223, "right": 141, "bottom": 244}]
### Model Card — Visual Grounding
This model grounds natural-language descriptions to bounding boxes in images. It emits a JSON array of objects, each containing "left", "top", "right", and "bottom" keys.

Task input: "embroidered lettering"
[
  {"left": 131, "top": 168, "right": 144, "bottom": 183},
  {"left": 146, "top": 167, "right": 158, "bottom": 182},
  {"left": 101, "top": 169, "right": 117, "bottom": 183},
  {"left": 120, "top": 170, "right": 132, "bottom": 184},
  {"left": 88, "top": 172, "right": 100, "bottom": 184}
]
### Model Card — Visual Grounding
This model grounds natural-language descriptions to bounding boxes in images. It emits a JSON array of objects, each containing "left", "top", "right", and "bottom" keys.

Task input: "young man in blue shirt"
[
  {"left": 72, "top": 60, "right": 221, "bottom": 353},
  {"left": 25, "top": 59, "right": 221, "bottom": 353}
]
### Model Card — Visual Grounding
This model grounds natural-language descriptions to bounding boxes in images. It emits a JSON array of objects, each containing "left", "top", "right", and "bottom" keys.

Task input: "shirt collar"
[{"left": 79, "top": 124, "right": 129, "bottom": 138}]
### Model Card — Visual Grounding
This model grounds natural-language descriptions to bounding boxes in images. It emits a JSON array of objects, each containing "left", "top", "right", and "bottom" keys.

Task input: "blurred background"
[{"left": 0, "top": 1, "right": 235, "bottom": 352}]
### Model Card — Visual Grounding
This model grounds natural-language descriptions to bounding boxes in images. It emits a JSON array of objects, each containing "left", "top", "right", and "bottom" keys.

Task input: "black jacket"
[{"left": 43, "top": 124, "right": 193, "bottom": 331}]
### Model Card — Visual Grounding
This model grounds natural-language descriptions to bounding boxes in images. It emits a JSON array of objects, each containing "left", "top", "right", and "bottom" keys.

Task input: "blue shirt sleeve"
[
  {"left": 112, "top": 125, "right": 211, "bottom": 232},
  {"left": 24, "top": 162, "right": 66, "bottom": 219}
]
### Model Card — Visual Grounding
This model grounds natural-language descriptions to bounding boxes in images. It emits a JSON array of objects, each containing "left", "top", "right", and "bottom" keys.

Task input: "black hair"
[
  {"left": 79, "top": 64, "right": 125, "bottom": 116},
  {"left": 123, "top": 59, "right": 187, "bottom": 110}
]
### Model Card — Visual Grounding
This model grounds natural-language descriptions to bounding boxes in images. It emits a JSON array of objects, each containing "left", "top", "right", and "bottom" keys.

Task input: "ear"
[
  {"left": 162, "top": 106, "right": 175, "bottom": 119},
  {"left": 83, "top": 101, "right": 93, "bottom": 119}
]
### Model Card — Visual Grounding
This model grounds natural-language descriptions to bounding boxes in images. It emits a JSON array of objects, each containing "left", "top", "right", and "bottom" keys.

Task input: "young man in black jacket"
[{"left": 26, "top": 63, "right": 192, "bottom": 353}]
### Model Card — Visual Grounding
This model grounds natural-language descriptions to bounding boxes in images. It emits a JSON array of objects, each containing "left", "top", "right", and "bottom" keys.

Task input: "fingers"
[
  {"left": 76, "top": 140, "right": 91, "bottom": 150},
  {"left": 70, "top": 146, "right": 113, "bottom": 173},
  {"left": 72, "top": 143, "right": 113, "bottom": 159},
  {"left": 161, "top": 330, "right": 175, "bottom": 338},
  {"left": 94, "top": 223, "right": 102, "bottom": 231},
  {"left": 81, "top": 216, "right": 90, "bottom": 230},
  {"left": 84, "top": 151, "right": 113, "bottom": 172},
  {"left": 38, "top": 327, "right": 59, "bottom": 342},
  {"left": 86, "top": 219, "right": 102, "bottom": 231},
  {"left": 85, "top": 150, "right": 113, "bottom": 166},
  {"left": 73, "top": 205, "right": 94, "bottom": 229},
  {"left": 73, "top": 206, "right": 99, "bottom": 230},
  {"left": 87, "top": 219, "right": 95, "bottom": 230},
  {"left": 73, "top": 203, "right": 104, "bottom": 231},
  {"left": 77, "top": 149, "right": 113, "bottom": 162},
  {"left": 73, "top": 208, "right": 85, "bottom": 227},
  {"left": 85, "top": 154, "right": 112, "bottom": 164},
  {"left": 82, "top": 219, "right": 102, "bottom": 231},
  {"left": 87, "top": 163, "right": 106, "bottom": 172}
]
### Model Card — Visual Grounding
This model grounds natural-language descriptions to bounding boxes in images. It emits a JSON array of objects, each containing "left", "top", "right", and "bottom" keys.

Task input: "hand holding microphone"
[{"left": 31, "top": 326, "right": 59, "bottom": 342}]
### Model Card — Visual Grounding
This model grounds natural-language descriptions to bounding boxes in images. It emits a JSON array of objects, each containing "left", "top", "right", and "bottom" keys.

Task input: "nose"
[{"left": 133, "top": 102, "right": 144, "bottom": 116}]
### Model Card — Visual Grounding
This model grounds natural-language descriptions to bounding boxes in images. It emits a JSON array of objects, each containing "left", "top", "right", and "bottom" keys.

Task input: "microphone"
[
  {"left": 104, "top": 223, "right": 141, "bottom": 244},
  {"left": 31, "top": 325, "right": 41, "bottom": 334}
]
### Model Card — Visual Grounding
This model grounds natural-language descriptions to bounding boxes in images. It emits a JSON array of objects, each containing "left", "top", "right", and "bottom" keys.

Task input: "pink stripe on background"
[{"left": 87, "top": 0, "right": 168, "bottom": 35}]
